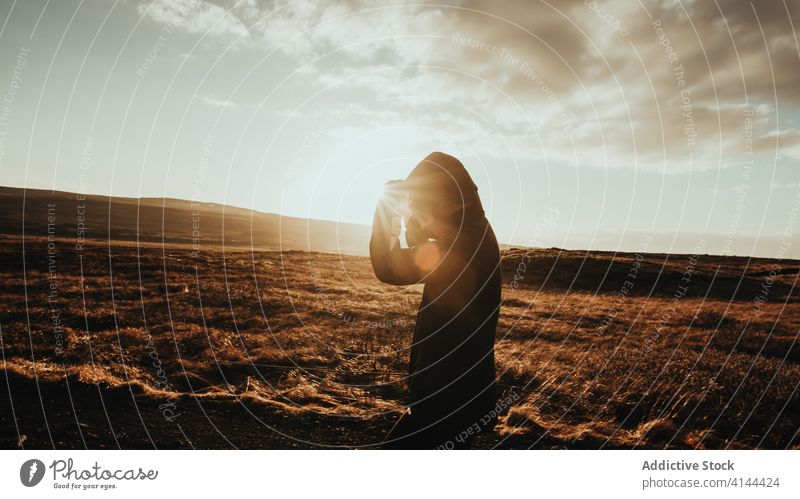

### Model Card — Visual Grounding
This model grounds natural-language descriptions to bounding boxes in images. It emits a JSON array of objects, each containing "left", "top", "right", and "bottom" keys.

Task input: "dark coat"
[{"left": 370, "top": 152, "right": 502, "bottom": 438}]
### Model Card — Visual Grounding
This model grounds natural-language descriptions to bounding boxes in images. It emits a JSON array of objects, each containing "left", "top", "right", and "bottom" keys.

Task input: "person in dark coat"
[{"left": 369, "top": 151, "right": 502, "bottom": 449}]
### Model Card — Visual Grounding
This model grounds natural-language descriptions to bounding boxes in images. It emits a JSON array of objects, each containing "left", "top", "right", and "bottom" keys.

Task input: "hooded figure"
[{"left": 370, "top": 152, "right": 501, "bottom": 449}]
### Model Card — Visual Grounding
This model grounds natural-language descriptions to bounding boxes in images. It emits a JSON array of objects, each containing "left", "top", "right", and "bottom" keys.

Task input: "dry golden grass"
[{"left": 1, "top": 236, "right": 798, "bottom": 449}]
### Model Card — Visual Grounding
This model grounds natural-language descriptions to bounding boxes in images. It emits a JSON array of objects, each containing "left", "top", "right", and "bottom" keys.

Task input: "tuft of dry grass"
[{"left": 1, "top": 237, "right": 798, "bottom": 448}]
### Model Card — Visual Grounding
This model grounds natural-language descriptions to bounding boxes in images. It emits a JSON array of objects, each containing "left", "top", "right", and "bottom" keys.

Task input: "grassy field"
[{"left": 1, "top": 232, "right": 798, "bottom": 449}]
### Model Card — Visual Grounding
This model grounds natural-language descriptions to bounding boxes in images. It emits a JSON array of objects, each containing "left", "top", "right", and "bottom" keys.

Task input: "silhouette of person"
[{"left": 370, "top": 152, "right": 502, "bottom": 449}]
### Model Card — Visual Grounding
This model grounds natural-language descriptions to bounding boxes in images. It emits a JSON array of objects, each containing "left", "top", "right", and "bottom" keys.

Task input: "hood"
[{"left": 401, "top": 151, "right": 484, "bottom": 221}]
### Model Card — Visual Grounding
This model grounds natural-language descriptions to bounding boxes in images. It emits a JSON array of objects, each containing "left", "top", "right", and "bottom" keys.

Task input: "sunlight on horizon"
[{"left": 0, "top": 0, "right": 798, "bottom": 258}]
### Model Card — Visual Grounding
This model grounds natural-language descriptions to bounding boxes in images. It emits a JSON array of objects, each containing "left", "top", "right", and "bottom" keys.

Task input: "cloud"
[
  {"left": 755, "top": 128, "right": 800, "bottom": 159},
  {"left": 135, "top": 0, "right": 800, "bottom": 171},
  {"left": 771, "top": 180, "right": 800, "bottom": 189},
  {"left": 196, "top": 95, "right": 239, "bottom": 109},
  {"left": 137, "top": 0, "right": 250, "bottom": 40}
]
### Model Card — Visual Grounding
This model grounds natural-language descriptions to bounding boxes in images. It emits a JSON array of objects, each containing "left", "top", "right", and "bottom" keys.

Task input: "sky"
[{"left": 0, "top": 0, "right": 799, "bottom": 257}]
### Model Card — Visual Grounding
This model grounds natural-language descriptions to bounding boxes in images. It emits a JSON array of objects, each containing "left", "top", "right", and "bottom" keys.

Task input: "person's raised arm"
[{"left": 369, "top": 186, "right": 421, "bottom": 286}]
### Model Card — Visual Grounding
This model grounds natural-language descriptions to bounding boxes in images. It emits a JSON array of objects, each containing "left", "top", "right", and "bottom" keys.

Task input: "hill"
[{"left": 0, "top": 186, "right": 371, "bottom": 255}]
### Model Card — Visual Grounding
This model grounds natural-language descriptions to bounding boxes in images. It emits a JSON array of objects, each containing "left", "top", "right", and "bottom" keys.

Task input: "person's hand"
[
  {"left": 390, "top": 215, "right": 402, "bottom": 242},
  {"left": 404, "top": 214, "right": 428, "bottom": 247},
  {"left": 397, "top": 192, "right": 412, "bottom": 221},
  {"left": 380, "top": 179, "right": 406, "bottom": 215}
]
